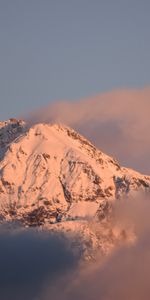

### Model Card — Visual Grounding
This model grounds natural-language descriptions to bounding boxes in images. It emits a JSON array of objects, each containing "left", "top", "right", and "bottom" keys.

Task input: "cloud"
[
  {"left": 1, "top": 197, "right": 150, "bottom": 300},
  {"left": 0, "top": 228, "right": 80, "bottom": 300},
  {"left": 42, "top": 196, "right": 150, "bottom": 300},
  {"left": 63, "top": 233, "right": 150, "bottom": 300},
  {"left": 24, "top": 86, "right": 150, "bottom": 174}
]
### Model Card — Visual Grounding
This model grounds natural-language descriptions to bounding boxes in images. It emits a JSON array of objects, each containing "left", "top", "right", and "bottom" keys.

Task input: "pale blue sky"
[{"left": 0, "top": 0, "right": 150, "bottom": 119}]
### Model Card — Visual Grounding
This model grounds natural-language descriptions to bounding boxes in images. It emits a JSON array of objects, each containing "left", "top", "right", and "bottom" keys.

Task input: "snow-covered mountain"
[
  {"left": 0, "top": 119, "right": 149, "bottom": 223},
  {"left": 0, "top": 119, "right": 149, "bottom": 258}
]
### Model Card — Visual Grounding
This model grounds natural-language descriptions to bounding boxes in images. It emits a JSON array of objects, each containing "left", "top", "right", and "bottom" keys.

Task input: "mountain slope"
[{"left": 0, "top": 120, "right": 149, "bottom": 226}]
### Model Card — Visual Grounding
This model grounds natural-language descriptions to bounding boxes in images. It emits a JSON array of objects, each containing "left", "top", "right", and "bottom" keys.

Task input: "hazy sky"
[{"left": 0, "top": 0, "right": 150, "bottom": 119}]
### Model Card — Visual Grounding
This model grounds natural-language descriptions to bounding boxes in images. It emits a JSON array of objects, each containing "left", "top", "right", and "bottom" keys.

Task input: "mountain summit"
[{"left": 0, "top": 119, "right": 149, "bottom": 226}]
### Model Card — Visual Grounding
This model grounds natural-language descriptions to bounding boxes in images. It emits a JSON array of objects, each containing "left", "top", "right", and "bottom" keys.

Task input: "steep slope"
[{"left": 0, "top": 120, "right": 149, "bottom": 226}]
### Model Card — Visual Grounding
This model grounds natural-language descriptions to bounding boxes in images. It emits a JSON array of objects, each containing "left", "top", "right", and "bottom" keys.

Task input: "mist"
[
  {"left": 58, "top": 233, "right": 150, "bottom": 300},
  {"left": 24, "top": 86, "right": 150, "bottom": 174},
  {"left": 41, "top": 196, "right": 150, "bottom": 300}
]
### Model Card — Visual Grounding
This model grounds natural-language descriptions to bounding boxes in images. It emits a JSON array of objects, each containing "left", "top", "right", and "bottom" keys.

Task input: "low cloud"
[
  {"left": 62, "top": 233, "right": 150, "bottom": 300},
  {"left": 42, "top": 196, "right": 150, "bottom": 300},
  {"left": 0, "top": 228, "right": 80, "bottom": 300},
  {"left": 24, "top": 86, "right": 150, "bottom": 174},
  {"left": 1, "top": 196, "right": 150, "bottom": 300}
]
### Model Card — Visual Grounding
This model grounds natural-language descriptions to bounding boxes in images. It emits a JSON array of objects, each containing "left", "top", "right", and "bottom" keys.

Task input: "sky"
[{"left": 0, "top": 0, "right": 150, "bottom": 119}]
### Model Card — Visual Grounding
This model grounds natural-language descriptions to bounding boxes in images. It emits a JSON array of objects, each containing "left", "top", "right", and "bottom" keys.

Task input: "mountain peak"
[{"left": 0, "top": 119, "right": 149, "bottom": 226}]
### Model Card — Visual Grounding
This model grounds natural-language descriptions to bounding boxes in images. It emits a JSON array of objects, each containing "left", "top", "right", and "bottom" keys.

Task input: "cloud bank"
[{"left": 25, "top": 86, "right": 150, "bottom": 174}]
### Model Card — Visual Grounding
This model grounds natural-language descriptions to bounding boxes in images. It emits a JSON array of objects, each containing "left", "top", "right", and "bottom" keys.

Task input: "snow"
[{"left": 0, "top": 120, "right": 149, "bottom": 225}]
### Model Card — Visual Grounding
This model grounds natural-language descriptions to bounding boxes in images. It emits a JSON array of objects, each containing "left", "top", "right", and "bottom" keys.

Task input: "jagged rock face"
[
  {"left": 0, "top": 119, "right": 26, "bottom": 160},
  {"left": 0, "top": 121, "right": 150, "bottom": 225}
]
